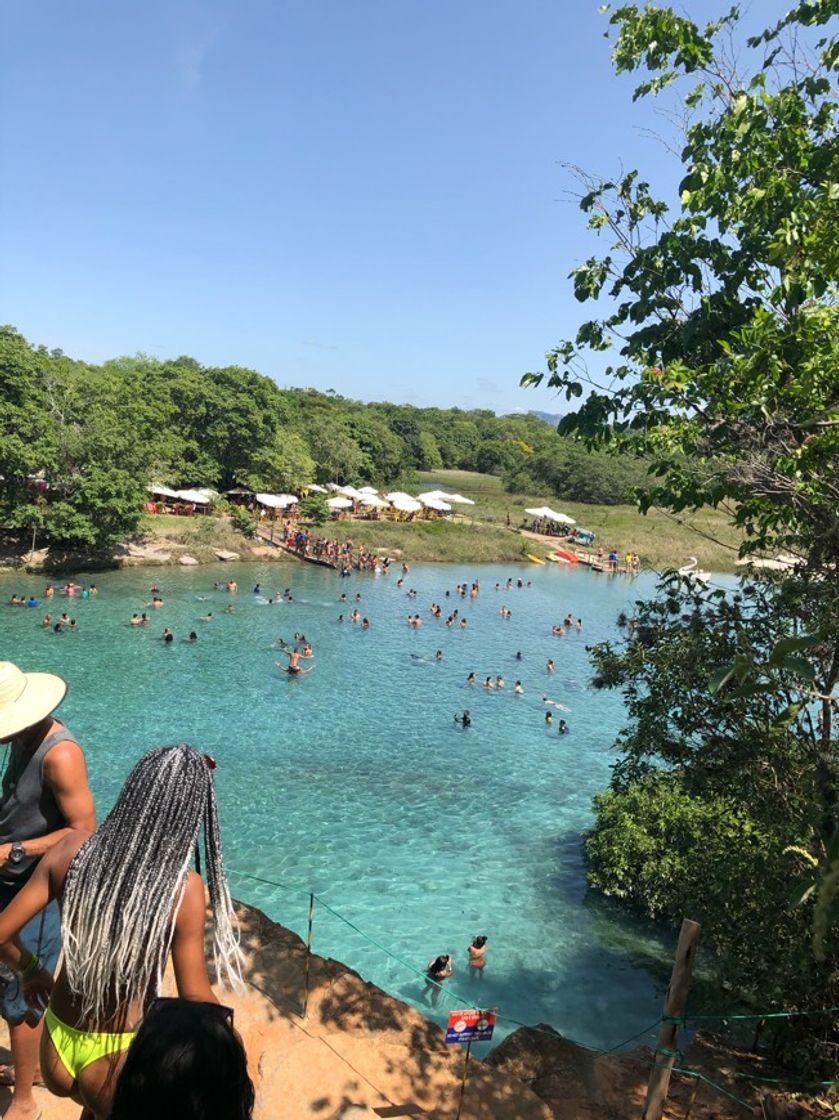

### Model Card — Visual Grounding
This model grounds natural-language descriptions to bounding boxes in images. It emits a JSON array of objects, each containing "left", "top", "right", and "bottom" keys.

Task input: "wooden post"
[
  {"left": 454, "top": 1039, "right": 473, "bottom": 1120},
  {"left": 302, "top": 892, "right": 314, "bottom": 1019},
  {"left": 642, "top": 918, "right": 701, "bottom": 1120}
]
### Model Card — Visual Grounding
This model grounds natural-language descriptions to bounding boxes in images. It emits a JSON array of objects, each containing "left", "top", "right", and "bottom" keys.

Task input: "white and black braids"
[{"left": 62, "top": 744, "right": 242, "bottom": 1024}]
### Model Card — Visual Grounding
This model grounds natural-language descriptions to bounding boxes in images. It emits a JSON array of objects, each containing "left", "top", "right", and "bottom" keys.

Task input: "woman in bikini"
[
  {"left": 0, "top": 744, "right": 242, "bottom": 1120},
  {"left": 467, "top": 935, "right": 488, "bottom": 980}
]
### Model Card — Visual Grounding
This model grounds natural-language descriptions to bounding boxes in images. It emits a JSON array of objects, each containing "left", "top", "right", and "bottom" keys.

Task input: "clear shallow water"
[{"left": 1, "top": 561, "right": 671, "bottom": 1048}]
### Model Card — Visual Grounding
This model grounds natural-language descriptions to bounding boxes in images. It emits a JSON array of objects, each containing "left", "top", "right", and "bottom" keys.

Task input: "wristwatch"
[{"left": 8, "top": 842, "right": 25, "bottom": 865}]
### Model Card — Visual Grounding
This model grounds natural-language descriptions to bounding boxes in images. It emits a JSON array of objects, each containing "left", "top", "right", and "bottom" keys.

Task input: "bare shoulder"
[{"left": 42, "top": 737, "right": 87, "bottom": 774}]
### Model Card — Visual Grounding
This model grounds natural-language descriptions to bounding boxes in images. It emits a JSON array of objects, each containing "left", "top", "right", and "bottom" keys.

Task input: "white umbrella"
[
  {"left": 390, "top": 496, "right": 422, "bottom": 513},
  {"left": 360, "top": 494, "right": 390, "bottom": 507},
  {"left": 176, "top": 489, "right": 213, "bottom": 505},
  {"left": 448, "top": 493, "right": 475, "bottom": 506},
  {"left": 385, "top": 491, "right": 412, "bottom": 501},
  {"left": 358, "top": 485, "right": 379, "bottom": 495},
  {"left": 423, "top": 498, "right": 452, "bottom": 512},
  {"left": 149, "top": 485, "right": 180, "bottom": 499},
  {"left": 256, "top": 493, "right": 297, "bottom": 510},
  {"left": 525, "top": 506, "right": 575, "bottom": 524},
  {"left": 327, "top": 496, "right": 353, "bottom": 509},
  {"left": 326, "top": 483, "right": 343, "bottom": 492},
  {"left": 339, "top": 485, "right": 364, "bottom": 499},
  {"left": 307, "top": 484, "right": 328, "bottom": 493},
  {"left": 416, "top": 490, "right": 446, "bottom": 501}
]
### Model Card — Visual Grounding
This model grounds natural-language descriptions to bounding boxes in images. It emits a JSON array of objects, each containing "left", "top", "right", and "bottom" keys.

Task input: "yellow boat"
[{"left": 527, "top": 553, "right": 546, "bottom": 565}]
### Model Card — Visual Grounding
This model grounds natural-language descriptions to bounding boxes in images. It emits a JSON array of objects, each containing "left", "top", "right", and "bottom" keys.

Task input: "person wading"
[{"left": 0, "top": 661, "right": 95, "bottom": 1120}]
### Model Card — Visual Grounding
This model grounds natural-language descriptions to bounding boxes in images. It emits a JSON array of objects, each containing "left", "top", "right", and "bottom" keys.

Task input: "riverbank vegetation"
[
  {"left": 526, "top": 2, "right": 838, "bottom": 1076},
  {"left": 2, "top": 324, "right": 658, "bottom": 555}
]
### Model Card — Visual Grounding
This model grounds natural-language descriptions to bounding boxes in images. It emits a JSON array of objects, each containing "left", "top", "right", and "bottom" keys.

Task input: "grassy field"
[
  {"left": 316, "top": 517, "right": 528, "bottom": 563},
  {"left": 415, "top": 470, "right": 743, "bottom": 571}
]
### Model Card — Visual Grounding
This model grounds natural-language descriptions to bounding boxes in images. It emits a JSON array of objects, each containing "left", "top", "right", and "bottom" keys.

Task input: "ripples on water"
[{"left": 1, "top": 560, "right": 672, "bottom": 1047}]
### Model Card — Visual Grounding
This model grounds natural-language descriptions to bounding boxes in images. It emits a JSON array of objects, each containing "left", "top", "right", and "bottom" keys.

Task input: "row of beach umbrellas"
[{"left": 228, "top": 484, "right": 476, "bottom": 515}]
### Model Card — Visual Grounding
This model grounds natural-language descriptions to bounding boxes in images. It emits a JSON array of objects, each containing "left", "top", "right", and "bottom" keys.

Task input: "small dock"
[{"left": 255, "top": 528, "right": 340, "bottom": 570}]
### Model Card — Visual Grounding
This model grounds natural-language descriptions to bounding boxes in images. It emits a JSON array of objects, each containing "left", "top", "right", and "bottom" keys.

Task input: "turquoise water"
[{"left": 1, "top": 561, "right": 670, "bottom": 1049}]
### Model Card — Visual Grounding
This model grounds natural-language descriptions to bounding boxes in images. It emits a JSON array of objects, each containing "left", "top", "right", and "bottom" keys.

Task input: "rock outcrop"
[{"left": 0, "top": 901, "right": 554, "bottom": 1120}]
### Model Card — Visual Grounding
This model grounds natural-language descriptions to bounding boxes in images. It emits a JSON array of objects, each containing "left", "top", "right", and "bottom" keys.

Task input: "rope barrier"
[
  {"left": 227, "top": 866, "right": 831, "bottom": 1111},
  {"left": 664, "top": 1006, "right": 839, "bottom": 1025},
  {"left": 734, "top": 1071, "right": 839, "bottom": 1088}
]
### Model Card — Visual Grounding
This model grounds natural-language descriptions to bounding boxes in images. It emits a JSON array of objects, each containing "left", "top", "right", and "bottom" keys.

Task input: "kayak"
[
  {"left": 527, "top": 554, "right": 546, "bottom": 565},
  {"left": 554, "top": 549, "right": 579, "bottom": 564},
  {"left": 548, "top": 554, "right": 570, "bottom": 564}
]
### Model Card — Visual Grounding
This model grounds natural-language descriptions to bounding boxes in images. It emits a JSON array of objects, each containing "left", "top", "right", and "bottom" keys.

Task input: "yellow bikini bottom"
[{"left": 45, "top": 1007, "right": 136, "bottom": 1080}]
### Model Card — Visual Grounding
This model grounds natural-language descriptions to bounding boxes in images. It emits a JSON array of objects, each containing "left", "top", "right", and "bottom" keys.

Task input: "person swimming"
[
  {"left": 514, "top": 681, "right": 523, "bottom": 695},
  {"left": 434, "top": 650, "right": 443, "bottom": 661},
  {"left": 466, "top": 672, "right": 476, "bottom": 685},
  {"left": 454, "top": 711, "right": 471, "bottom": 728},
  {"left": 558, "top": 719, "right": 569, "bottom": 734},
  {"left": 545, "top": 711, "right": 554, "bottom": 726},
  {"left": 547, "top": 659, "right": 555, "bottom": 672},
  {"left": 199, "top": 612, "right": 214, "bottom": 622}
]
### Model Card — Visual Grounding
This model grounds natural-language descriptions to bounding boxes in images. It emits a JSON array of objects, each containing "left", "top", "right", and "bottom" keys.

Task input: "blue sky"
[{"left": 1, "top": 1, "right": 789, "bottom": 413}]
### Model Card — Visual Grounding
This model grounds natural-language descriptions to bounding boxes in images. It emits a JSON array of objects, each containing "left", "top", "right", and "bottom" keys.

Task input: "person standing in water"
[{"left": 467, "top": 935, "right": 488, "bottom": 981}]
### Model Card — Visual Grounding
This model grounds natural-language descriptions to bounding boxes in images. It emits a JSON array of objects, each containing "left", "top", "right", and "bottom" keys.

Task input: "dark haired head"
[
  {"left": 111, "top": 998, "right": 254, "bottom": 1120},
  {"left": 472, "top": 935, "right": 487, "bottom": 948}
]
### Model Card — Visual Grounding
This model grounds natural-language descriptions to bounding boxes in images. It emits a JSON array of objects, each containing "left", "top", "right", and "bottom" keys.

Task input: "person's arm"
[
  {"left": 171, "top": 871, "right": 217, "bottom": 1003},
  {"left": 0, "top": 741, "right": 95, "bottom": 865},
  {"left": 0, "top": 857, "right": 53, "bottom": 973}
]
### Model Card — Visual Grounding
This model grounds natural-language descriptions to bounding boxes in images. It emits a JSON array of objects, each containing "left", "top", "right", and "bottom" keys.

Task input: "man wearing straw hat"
[{"left": 0, "top": 661, "right": 95, "bottom": 1120}]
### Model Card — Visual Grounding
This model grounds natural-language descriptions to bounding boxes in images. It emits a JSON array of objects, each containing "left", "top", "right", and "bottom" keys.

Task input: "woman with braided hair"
[{"left": 0, "top": 743, "right": 243, "bottom": 1120}]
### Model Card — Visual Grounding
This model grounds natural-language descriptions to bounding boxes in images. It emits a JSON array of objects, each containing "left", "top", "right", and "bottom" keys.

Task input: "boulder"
[{"left": 179, "top": 555, "right": 200, "bottom": 565}]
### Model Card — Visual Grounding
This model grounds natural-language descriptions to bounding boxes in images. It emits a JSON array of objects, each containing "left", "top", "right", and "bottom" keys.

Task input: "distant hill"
[{"left": 527, "top": 409, "right": 562, "bottom": 428}]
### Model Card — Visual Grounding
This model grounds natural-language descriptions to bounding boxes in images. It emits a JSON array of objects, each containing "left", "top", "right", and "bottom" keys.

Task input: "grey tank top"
[{"left": 0, "top": 723, "right": 78, "bottom": 883}]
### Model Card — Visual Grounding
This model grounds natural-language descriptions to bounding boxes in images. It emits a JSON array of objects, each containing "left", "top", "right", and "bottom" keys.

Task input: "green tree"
[{"left": 522, "top": 1, "right": 839, "bottom": 1069}]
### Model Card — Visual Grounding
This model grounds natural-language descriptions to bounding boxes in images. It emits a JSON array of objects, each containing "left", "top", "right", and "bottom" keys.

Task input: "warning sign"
[{"left": 445, "top": 1009, "right": 497, "bottom": 1044}]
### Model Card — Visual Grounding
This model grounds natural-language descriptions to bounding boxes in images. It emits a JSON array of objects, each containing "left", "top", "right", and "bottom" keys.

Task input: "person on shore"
[
  {"left": 109, "top": 998, "right": 254, "bottom": 1120},
  {"left": 467, "top": 935, "right": 488, "bottom": 980},
  {"left": 424, "top": 954, "right": 452, "bottom": 1008},
  {"left": 0, "top": 661, "right": 96, "bottom": 1120},
  {"left": 0, "top": 743, "right": 242, "bottom": 1120}
]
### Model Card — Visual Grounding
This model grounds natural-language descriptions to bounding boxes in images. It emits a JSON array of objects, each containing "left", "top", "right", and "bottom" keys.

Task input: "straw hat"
[{"left": 0, "top": 662, "right": 67, "bottom": 742}]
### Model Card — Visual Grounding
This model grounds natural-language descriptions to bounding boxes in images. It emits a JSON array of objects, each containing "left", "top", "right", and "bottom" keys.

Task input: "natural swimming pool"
[{"left": 1, "top": 560, "right": 672, "bottom": 1048}]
